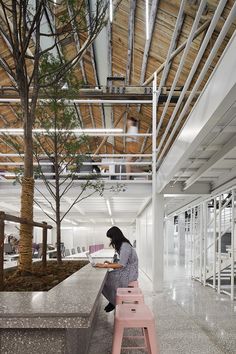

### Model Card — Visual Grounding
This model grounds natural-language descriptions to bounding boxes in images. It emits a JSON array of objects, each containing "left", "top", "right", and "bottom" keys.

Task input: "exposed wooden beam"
[
  {"left": 85, "top": 0, "right": 106, "bottom": 129},
  {"left": 126, "top": 0, "right": 136, "bottom": 85},
  {"left": 140, "top": 0, "right": 160, "bottom": 85},
  {"left": 93, "top": 109, "right": 127, "bottom": 156},
  {"left": 67, "top": 3, "right": 96, "bottom": 129},
  {"left": 161, "top": 12, "right": 185, "bottom": 87},
  {"left": 143, "top": 19, "right": 211, "bottom": 86}
]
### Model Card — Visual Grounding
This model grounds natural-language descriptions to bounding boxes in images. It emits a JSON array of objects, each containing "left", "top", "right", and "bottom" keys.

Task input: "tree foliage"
[{"left": 0, "top": 0, "right": 118, "bottom": 272}]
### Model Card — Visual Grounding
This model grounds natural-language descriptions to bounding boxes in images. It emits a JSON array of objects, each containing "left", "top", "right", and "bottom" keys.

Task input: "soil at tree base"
[{"left": 2, "top": 260, "right": 88, "bottom": 291}]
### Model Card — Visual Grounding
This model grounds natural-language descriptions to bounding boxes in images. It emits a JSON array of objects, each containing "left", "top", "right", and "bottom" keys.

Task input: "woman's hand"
[{"left": 95, "top": 263, "right": 107, "bottom": 268}]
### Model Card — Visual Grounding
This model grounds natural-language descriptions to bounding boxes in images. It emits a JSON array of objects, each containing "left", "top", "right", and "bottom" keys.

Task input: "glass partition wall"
[{"left": 167, "top": 187, "right": 236, "bottom": 301}]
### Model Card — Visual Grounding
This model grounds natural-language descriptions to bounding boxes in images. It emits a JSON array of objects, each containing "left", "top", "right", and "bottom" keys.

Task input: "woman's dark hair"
[{"left": 106, "top": 226, "right": 132, "bottom": 253}]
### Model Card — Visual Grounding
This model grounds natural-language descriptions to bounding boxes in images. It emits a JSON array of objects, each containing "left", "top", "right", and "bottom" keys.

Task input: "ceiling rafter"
[
  {"left": 137, "top": 0, "right": 160, "bottom": 156},
  {"left": 85, "top": 0, "right": 106, "bottom": 130},
  {"left": 158, "top": 0, "right": 236, "bottom": 163},
  {"left": 67, "top": 2, "right": 96, "bottom": 130},
  {"left": 140, "top": 0, "right": 159, "bottom": 86},
  {"left": 143, "top": 19, "right": 211, "bottom": 86},
  {"left": 126, "top": 0, "right": 136, "bottom": 85}
]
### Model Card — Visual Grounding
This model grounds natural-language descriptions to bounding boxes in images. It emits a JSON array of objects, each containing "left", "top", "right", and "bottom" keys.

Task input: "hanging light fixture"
[{"left": 145, "top": 0, "right": 149, "bottom": 40}]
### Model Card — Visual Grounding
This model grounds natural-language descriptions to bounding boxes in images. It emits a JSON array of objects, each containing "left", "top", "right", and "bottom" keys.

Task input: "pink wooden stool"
[
  {"left": 128, "top": 280, "right": 139, "bottom": 288},
  {"left": 116, "top": 287, "right": 144, "bottom": 305},
  {"left": 112, "top": 304, "right": 159, "bottom": 354}
]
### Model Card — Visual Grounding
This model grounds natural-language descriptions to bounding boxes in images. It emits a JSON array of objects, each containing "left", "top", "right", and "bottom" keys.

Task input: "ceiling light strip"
[
  {"left": 0, "top": 153, "right": 152, "bottom": 158},
  {"left": 106, "top": 199, "right": 112, "bottom": 216},
  {"left": 0, "top": 98, "right": 152, "bottom": 104},
  {"left": 109, "top": 0, "right": 113, "bottom": 23}
]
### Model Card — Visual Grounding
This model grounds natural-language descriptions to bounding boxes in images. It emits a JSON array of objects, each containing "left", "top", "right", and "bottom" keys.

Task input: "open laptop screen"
[{"left": 86, "top": 252, "right": 96, "bottom": 266}]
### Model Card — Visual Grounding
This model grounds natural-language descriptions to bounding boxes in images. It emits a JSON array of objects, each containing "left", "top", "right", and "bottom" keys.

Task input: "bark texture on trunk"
[{"left": 18, "top": 177, "right": 34, "bottom": 273}]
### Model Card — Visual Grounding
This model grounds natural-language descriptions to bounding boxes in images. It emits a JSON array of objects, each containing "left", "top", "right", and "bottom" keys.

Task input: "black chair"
[
  {"left": 77, "top": 246, "right": 81, "bottom": 253},
  {"left": 65, "top": 249, "right": 70, "bottom": 257},
  {"left": 4, "top": 243, "right": 13, "bottom": 254},
  {"left": 71, "top": 248, "right": 76, "bottom": 255},
  {"left": 82, "top": 246, "right": 86, "bottom": 252}
]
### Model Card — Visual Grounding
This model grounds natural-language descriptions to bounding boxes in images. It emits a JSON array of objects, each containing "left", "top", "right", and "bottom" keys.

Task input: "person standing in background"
[{"left": 126, "top": 117, "right": 139, "bottom": 179}]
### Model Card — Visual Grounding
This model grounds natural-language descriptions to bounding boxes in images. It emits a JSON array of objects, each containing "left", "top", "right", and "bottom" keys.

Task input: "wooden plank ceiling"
[{"left": 0, "top": 0, "right": 236, "bottom": 172}]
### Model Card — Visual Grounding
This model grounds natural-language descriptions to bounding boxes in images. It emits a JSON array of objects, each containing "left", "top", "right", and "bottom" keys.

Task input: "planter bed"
[{"left": 0, "top": 264, "right": 107, "bottom": 354}]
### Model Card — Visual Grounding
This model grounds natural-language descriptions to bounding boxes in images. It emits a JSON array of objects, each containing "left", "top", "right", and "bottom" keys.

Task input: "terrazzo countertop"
[{"left": 0, "top": 264, "right": 108, "bottom": 328}]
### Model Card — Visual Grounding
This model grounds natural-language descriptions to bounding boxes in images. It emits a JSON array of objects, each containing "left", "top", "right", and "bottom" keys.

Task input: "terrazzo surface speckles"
[
  {"left": 0, "top": 265, "right": 107, "bottom": 322},
  {"left": 87, "top": 256, "right": 236, "bottom": 354},
  {"left": 0, "top": 264, "right": 107, "bottom": 353}
]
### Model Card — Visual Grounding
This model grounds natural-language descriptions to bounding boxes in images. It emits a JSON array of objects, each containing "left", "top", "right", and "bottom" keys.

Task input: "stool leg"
[
  {"left": 144, "top": 324, "right": 159, "bottom": 354},
  {"left": 112, "top": 322, "right": 124, "bottom": 354}
]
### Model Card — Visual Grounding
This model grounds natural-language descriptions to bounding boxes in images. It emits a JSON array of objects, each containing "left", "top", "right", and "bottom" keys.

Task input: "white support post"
[
  {"left": 164, "top": 216, "right": 167, "bottom": 266},
  {"left": 152, "top": 193, "right": 164, "bottom": 292},
  {"left": 231, "top": 189, "right": 235, "bottom": 301},
  {"left": 199, "top": 204, "right": 203, "bottom": 283},
  {"left": 192, "top": 209, "right": 195, "bottom": 278},
  {"left": 190, "top": 208, "right": 193, "bottom": 278},
  {"left": 152, "top": 72, "right": 164, "bottom": 292},
  {"left": 213, "top": 197, "right": 217, "bottom": 289},
  {"left": 203, "top": 202, "right": 207, "bottom": 286},
  {"left": 178, "top": 213, "right": 185, "bottom": 265},
  {"left": 218, "top": 195, "right": 222, "bottom": 294}
]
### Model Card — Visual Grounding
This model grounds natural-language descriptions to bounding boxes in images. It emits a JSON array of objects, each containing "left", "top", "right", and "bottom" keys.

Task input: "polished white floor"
[{"left": 88, "top": 253, "right": 236, "bottom": 354}]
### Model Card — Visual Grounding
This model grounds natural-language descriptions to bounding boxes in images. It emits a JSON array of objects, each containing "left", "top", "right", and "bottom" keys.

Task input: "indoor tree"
[
  {"left": 33, "top": 57, "right": 105, "bottom": 262},
  {"left": 0, "top": 0, "right": 118, "bottom": 273}
]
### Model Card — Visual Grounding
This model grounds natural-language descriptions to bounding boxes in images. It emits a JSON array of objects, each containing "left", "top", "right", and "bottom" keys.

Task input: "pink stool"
[
  {"left": 116, "top": 288, "right": 144, "bottom": 305},
  {"left": 128, "top": 280, "right": 139, "bottom": 288},
  {"left": 112, "top": 304, "right": 159, "bottom": 354}
]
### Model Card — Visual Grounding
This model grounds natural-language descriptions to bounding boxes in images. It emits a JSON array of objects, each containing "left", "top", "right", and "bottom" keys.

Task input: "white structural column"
[
  {"left": 199, "top": 205, "right": 203, "bottom": 283},
  {"left": 178, "top": 213, "right": 185, "bottom": 265},
  {"left": 213, "top": 198, "right": 217, "bottom": 289},
  {"left": 230, "top": 189, "right": 235, "bottom": 301},
  {"left": 152, "top": 193, "right": 164, "bottom": 291},
  {"left": 152, "top": 72, "right": 164, "bottom": 291},
  {"left": 203, "top": 202, "right": 207, "bottom": 286},
  {"left": 218, "top": 195, "right": 222, "bottom": 294},
  {"left": 166, "top": 217, "right": 175, "bottom": 255}
]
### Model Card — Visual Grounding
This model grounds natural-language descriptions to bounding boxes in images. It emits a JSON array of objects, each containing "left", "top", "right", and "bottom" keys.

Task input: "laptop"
[{"left": 85, "top": 252, "right": 96, "bottom": 267}]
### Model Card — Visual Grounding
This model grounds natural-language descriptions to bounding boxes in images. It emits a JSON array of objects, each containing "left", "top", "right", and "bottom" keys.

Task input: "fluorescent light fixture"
[
  {"left": 109, "top": 0, "right": 113, "bottom": 23},
  {"left": 63, "top": 218, "right": 72, "bottom": 223},
  {"left": 111, "top": 218, "right": 114, "bottom": 225},
  {"left": 106, "top": 199, "right": 112, "bottom": 216},
  {"left": 0, "top": 128, "right": 123, "bottom": 135},
  {"left": 145, "top": 0, "right": 149, "bottom": 40}
]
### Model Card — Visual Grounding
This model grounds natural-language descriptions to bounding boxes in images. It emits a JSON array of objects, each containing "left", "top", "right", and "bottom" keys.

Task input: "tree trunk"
[
  {"left": 56, "top": 195, "right": 62, "bottom": 263},
  {"left": 18, "top": 111, "right": 34, "bottom": 273},
  {"left": 0, "top": 213, "right": 5, "bottom": 290},
  {"left": 55, "top": 158, "right": 62, "bottom": 263}
]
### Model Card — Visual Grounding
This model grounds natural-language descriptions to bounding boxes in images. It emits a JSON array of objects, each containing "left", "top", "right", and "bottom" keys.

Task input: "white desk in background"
[
  {"left": 65, "top": 248, "right": 114, "bottom": 260},
  {"left": 4, "top": 258, "right": 41, "bottom": 269},
  {"left": 4, "top": 254, "right": 19, "bottom": 262}
]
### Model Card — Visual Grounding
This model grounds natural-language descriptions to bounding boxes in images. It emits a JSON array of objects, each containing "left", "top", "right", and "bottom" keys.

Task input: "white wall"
[
  {"left": 33, "top": 227, "right": 53, "bottom": 244},
  {"left": 136, "top": 203, "right": 153, "bottom": 280},
  {"left": 51, "top": 225, "right": 135, "bottom": 252}
]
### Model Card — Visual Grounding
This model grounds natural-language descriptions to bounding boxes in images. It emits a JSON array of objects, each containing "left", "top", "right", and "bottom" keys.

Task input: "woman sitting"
[{"left": 96, "top": 226, "right": 139, "bottom": 312}]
